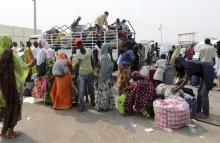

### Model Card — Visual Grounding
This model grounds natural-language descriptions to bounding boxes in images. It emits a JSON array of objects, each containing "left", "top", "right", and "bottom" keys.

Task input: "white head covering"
[
  {"left": 40, "top": 39, "right": 50, "bottom": 50},
  {"left": 47, "top": 48, "right": 56, "bottom": 61},
  {"left": 39, "top": 39, "right": 55, "bottom": 61}
]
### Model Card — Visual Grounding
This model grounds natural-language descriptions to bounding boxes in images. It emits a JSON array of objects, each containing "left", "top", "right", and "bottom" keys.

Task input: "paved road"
[{"left": 1, "top": 87, "right": 220, "bottom": 143}]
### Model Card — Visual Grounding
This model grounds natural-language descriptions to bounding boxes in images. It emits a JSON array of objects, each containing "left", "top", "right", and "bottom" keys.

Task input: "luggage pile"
[
  {"left": 153, "top": 83, "right": 197, "bottom": 129},
  {"left": 153, "top": 96, "right": 191, "bottom": 129},
  {"left": 118, "top": 78, "right": 197, "bottom": 130}
]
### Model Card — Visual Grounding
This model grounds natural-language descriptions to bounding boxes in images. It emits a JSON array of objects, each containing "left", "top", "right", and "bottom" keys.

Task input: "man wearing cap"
[
  {"left": 75, "top": 40, "right": 95, "bottom": 111},
  {"left": 94, "top": 11, "right": 109, "bottom": 34}
]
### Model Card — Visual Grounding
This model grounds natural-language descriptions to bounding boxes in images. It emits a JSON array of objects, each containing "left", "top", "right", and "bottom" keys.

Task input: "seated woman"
[
  {"left": 50, "top": 53, "right": 73, "bottom": 110},
  {"left": 124, "top": 71, "right": 156, "bottom": 116}
]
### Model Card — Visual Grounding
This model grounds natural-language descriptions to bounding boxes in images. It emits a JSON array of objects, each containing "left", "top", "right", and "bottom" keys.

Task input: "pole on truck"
[{"left": 33, "top": 0, "right": 37, "bottom": 35}]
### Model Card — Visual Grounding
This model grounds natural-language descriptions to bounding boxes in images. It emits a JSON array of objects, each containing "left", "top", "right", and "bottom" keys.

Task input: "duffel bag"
[
  {"left": 153, "top": 96, "right": 190, "bottom": 129},
  {"left": 180, "top": 93, "right": 197, "bottom": 118}
]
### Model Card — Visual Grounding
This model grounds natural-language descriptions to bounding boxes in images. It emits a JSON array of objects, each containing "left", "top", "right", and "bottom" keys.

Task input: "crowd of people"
[{"left": 1, "top": 22, "right": 220, "bottom": 138}]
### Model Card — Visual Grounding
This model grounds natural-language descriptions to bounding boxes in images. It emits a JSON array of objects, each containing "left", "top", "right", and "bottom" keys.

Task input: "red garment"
[
  {"left": 124, "top": 79, "right": 156, "bottom": 113},
  {"left": 32, "top": 77, "right": 43, "bottom": 98},
  {"left": 118, "top": 31, "right": 128, "bottom": 37}
]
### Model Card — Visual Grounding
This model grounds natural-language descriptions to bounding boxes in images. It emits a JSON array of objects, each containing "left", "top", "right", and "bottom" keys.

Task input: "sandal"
[{"left": 7, "top": 131, "right": 22, "bottom": 139}]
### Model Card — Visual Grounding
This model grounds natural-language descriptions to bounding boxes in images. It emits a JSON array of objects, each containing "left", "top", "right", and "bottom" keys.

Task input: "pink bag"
[{"left": 153, "top": 96, "right": 190, "bottom": 129}]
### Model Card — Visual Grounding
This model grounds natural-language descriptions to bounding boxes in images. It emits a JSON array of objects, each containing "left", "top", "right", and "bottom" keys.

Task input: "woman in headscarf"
[
  {"left": 95, "top": 43, "right": 115, "bottom": 111},
  {"left": 40, "top": 40, "right": 55, "bottom": 104},
  {"left": 50, "top": 53, "right": 73, "bottom": 109},
  {"left": 36, "top": 39, "right": 48, "bottom": 76},
  {"left": 24, "top": 41, "right": 34, "bottom": 80},
  {"left": 116, "top": 49, "right": 132, "bottom": 95},
  {"left": 124, "top": 71, "right": 156, "bottom": 116},
  {"left": 0, "top": 35, "right": 29, "bottom": 138}
]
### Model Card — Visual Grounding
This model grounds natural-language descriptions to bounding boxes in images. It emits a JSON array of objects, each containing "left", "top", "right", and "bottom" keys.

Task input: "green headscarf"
[{"left": 0, "top": 35, "right": 29, "bottom": 107}]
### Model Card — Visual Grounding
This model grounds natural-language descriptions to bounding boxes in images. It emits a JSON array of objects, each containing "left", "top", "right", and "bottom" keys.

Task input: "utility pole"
[
  {"left": 33, "top": 0, "right": 37, "bottom": 35},
  {"left": 159, "top": 24, "right": 163, "bottom": 44}
]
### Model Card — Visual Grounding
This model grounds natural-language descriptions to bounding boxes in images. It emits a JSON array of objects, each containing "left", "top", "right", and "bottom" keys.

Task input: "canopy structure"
[{"left": 178, "top": 32, "right": 196, "bottom": 44}]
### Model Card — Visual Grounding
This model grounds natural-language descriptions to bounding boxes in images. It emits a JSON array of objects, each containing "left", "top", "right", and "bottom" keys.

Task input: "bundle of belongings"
[
  {"left": 153, "top": 83, "right": 196, "bottom": 129},
  {"left": 117, "top": 66, "right": 196, "bottom": 129},
  {"left": 153, "top": 96, "right": 191, "bottom": 129}
]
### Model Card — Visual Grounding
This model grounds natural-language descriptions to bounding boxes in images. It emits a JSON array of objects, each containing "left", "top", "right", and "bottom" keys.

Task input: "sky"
[{"left": 0, "top": 0, "right": 220, "bottom": 42}]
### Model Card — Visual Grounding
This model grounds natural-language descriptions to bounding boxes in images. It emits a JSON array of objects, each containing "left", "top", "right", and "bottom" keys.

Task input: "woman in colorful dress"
[
  {"left": 42, "top": 59, "right": 54, "bottom": 104},
  {"left": 95, "top": 43, "right": 115, "bottom": 111},
  {"left": 124, "top": 71, "right": 156, "bottom": 116},
  {"left": 50, "top": 53, "right": 73, "bottom": 109},
  {"left": 0, "top": 35, "right": 29, "bottom": 138},
  {"left": 116, "top": 49, "right": 132, "bottom": 95}
]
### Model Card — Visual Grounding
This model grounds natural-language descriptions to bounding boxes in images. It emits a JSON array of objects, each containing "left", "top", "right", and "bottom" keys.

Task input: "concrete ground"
[{"left": 1, "top": 87, "right": 220, "bottom": 143}]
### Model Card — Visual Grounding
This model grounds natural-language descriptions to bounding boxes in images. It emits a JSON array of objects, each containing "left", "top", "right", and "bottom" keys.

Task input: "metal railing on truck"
[{"left": 43, "top": 30, "right": 119, "bottom": 50}]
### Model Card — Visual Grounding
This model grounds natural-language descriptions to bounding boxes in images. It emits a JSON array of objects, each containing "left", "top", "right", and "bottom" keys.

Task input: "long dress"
[
  {"left": 24, "top": 47, "right": 34, "bottom": 77},
  {"left": 116, "top": 65, "right": 131, "bottom": 95},
  {"left": 95, "top": 79, "right": 115, "bottom": 111},
  {"left": 42, "top": 59, "right": 54, "bottom": 103},
  {"left": 0, "top": 35, "right": 29, "bottom": 133},
  {"left": 50, "top": 55, "right": 72, "bottom": 109},
  {"left": 95, "top": 43, "right": 115, "bottom": 111}
]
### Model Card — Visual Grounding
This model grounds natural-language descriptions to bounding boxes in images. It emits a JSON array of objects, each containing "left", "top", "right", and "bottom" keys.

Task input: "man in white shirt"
[
  {"left": 199, "top": 38, "right": 216, "bottom": 64},
  {"left": 31, "top": 41, "right": 40, "bottom": 59}
]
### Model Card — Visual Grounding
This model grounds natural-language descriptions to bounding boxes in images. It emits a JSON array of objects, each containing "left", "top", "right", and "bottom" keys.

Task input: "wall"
[{"left": 0, "top": 24, "right": 42, "bottom": 47}]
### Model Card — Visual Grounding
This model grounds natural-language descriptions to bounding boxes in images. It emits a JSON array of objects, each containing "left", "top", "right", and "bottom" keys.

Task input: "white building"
[{"left": 0, "top": 24, "right": 42, "bottom": 47}]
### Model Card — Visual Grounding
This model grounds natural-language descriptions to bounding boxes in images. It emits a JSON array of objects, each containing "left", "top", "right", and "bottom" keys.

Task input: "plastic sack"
[
  {"left": 156, "top": 84, "right": 180, "bottom": 97},
  {"left": 139, "top": 66, "right": 150, "bottom": 78},
  {"left": 118, "top": 94, "right": 126, "bottom": 114},
  {"left": 153, "top": 96, "right": 190, "bottom": 129},
  {"left": 52, "top": 59, "right": 68, "bottom": 77}
]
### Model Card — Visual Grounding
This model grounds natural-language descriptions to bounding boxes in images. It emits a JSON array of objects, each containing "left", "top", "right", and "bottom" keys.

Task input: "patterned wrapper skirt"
[
  {"left": 116, "top": 65, "right": 131, "bottom": 94},
  {"left": 95, "top": 79, "right": 115, "bottom": 111}
]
